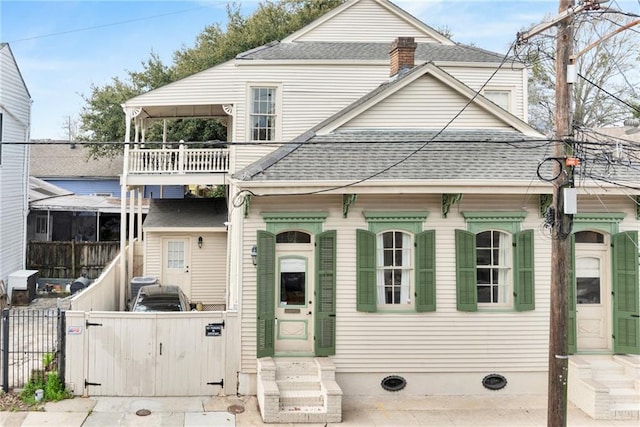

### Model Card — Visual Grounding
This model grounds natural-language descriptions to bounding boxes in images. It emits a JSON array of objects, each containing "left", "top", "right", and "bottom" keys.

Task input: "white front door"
[
  {"left": 162, "top": 237, "right": 191, "bottom": 297},
  {"left": 274, "top": 245, "right": 314, "bottom": 354},
  {"left": 576, "top": 241, "right": 611, "bottom": 351}
]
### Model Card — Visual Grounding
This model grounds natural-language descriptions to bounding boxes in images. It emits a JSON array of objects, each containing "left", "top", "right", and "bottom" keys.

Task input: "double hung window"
[
  {"left": 456, "top": 212, "right": 534, "bottom": 312},
  {"left": 250, "top": 87, "right": 276, "bottom": 141},
  {"left": 476, "top": 230, "right": 512, "bottom": 307},
  {"left": 377, "top": 231, "right": 412, "bottom": 305},
  {"left": 356, "top": 212, "right": 434, "bottom": 313}
]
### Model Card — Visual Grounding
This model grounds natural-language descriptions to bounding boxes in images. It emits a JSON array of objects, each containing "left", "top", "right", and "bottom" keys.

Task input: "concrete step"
[
  {"left": 280, "top": 389, "right": 324, "bottom": 407},
  {"left": 609, "top": 388, "right": 640, "bottom": 404},
  {"left": 278, "top": 378, "right": 322, "bottom": 391},
  {"left": 609, "top": 403, "right": 640, "bottom": 420},
  {"left": 595, "top": 374, "right": 635, "bottom": 389}
]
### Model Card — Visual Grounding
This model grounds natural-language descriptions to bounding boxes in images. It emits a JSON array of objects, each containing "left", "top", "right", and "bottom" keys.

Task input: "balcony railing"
[{"left": 126, "top": 145, "right": 230, "bottom": 175}]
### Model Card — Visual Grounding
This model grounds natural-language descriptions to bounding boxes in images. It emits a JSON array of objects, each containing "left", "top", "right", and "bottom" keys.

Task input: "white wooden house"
[
  {"left": 114, "top": 0, "right": 639, "bottom": 422},
  {"left": 0, "top": 43, "right": 32, "bottom": 286}
]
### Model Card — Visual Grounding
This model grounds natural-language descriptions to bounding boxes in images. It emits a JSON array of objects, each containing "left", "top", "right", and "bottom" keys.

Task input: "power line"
[{"left": 7, "top": 6, "right": 213, "bottom": 44}]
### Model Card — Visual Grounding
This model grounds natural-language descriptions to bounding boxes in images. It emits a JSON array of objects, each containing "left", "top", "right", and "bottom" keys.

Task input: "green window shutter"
[
  {"left": 455, "top": 229, "right": 477, "bottom": 312},
  {"left": 514, "top": 229, "right": 535, "bottom": 311},
  {"left": 415, "top": 230, "right": 436, "bottom": 312},
  {"left": 612, "top": 231, "right": 639, "bottom": 354},
  {"left": 315, "top": 230, "right": 337, "bottom": 356},
  {"left": 568, "top": 236, "right": 576, "bottom": 355},
  {"left": 256, "top": 230, "right": 276, "bottom": 358},
  {"left": 356, "top": 229, "right": 377, "bottom": 312}
]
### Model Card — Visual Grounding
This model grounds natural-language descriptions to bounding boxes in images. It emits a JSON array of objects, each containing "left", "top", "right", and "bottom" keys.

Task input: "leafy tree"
[
  {"left": 522, "top": 13, "right": 640, "bottom": 134},
  {"left": 80, "top": 0, "right": 344, "bottom": 158}
]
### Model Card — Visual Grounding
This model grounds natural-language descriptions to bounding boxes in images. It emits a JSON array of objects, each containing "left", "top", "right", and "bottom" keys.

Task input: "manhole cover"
[
  {"left": 227, "top": 404, "right": 245, "bottom": 414},
  {"left": 136, "top": 409, "right": 152, "bottom": 416}
]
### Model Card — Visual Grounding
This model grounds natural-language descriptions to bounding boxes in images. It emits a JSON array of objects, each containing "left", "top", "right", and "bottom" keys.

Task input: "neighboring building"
[
  {"left": 30, "top": 141, "right": 185, "bottom": 198},
  {"left": 0, "top": 43, "right": 31, "bottom": 285},
  {"left": 112, "top": 0, "right": 638, "bottom": 422}
]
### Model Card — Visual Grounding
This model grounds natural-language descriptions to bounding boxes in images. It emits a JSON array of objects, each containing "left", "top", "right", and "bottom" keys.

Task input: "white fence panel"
[{"left": 65, "top": 310, "right": 232, "bottom": 397}]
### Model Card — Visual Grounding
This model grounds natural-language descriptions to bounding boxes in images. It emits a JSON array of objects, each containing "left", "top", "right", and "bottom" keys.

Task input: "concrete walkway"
[{"left": 0, "top": 394, "right": 637, "bottom": 426}]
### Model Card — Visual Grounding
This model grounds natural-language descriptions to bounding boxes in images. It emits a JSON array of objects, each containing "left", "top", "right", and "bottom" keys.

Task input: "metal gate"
[
  {"left": 0, "top": 308, "right": 65, "bottom": 392},
  {"left": 83, "top": 311, "right": 226, "bottom": 396}
]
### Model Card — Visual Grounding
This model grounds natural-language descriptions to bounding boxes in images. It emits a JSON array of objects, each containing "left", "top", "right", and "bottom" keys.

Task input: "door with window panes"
[
  {"left": 574, "top": 231, "right": 611, "bottom": 351},
  {"left": 162, "top": 237, "right": 191, "bottom": 297},
  {"left": 274, "top": 232, "right": 314, "bottom": 354}
]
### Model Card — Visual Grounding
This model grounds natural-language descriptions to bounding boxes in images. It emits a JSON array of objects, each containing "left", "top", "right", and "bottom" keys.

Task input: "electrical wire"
[{"left": 6, "top": 6, "right": 214, "bottom": 44}]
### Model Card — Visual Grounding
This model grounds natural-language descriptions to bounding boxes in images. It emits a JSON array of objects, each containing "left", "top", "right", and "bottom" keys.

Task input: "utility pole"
[{"left": 547, "top": 0, "right": 574, "bottom": 425}]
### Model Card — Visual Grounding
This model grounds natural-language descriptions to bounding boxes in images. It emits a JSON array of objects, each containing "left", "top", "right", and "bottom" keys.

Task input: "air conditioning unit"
[{"left": 8, "top": 270, "right": 39, "bottom": 306}]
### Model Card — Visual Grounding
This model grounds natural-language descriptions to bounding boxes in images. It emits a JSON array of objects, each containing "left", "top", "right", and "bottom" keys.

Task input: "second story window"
[{"left": 250, "top": 87, "right": 276, "bottom": 141}]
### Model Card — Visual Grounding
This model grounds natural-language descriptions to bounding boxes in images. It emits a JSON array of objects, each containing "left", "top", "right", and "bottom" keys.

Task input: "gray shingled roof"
[
  {"left": 143, "top": 198, "right": 228, "bottom": 229},
  {"left": 238, "top": 129, "right": 639, "bottom": 186},
  {"left": 238, "top": 129, "right": 550, "bottom": 182},
  {"left": 236, "top": 41, "right": 507, "bottom": 63},
  {"left": 30, "top": 142, "right": 123, "bottom": 178}
]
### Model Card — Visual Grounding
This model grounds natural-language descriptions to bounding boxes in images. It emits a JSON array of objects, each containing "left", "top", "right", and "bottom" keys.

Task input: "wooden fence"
[{"left": 27, "top": 241, "right": 120, "bottom": 279}]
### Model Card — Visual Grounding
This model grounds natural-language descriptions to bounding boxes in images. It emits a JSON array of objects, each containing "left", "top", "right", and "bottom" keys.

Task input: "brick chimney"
[{"left": 389, "top": 37, "right": 417, "bottom": 77}]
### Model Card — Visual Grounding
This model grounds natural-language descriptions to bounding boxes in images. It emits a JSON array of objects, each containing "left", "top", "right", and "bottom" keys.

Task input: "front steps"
[
  {"left": 568, "top": 355, "right": 640, "bottom": 420},
  {"left": 257, "top": 357, "right": 342, "bottom": 423}
]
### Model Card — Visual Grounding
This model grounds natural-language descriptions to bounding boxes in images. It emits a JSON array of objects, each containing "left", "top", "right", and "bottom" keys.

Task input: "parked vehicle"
[{"left": 130, "top": 284, "right": 190, "bottom": 312}]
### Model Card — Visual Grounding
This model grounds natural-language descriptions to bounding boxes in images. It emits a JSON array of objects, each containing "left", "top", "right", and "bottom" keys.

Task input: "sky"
[{"left": 1, "top": 0, "right": 639, "bottom": 140}]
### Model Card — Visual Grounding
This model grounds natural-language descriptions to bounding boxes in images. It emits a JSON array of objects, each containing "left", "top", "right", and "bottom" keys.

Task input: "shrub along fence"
[{"left": 27, "top": 241, "right": 120, "bottom": 280}]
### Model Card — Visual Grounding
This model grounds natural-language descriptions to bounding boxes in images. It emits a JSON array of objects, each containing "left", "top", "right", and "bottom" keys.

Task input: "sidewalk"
[{"left": 0, "top": 394, "right": 636, "bottom": 426}]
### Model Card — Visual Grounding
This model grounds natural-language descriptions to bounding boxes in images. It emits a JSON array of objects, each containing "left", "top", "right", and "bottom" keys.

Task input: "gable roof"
[
  {"left": 143, "top": 198, "right": 228, "bottom": 230},
  {"left": 124, "top": 0, "right": 513, "bottom": 111},
  {"left": 283, "top": 0, "right": 453, "bottom": 44},
  {"left": 236, "top": 41, "right": 505, "bottom": 64},
  {"left": 30, "top": 141, "right": 123, "bottom": 178},
  {"left": 312, "top": 62, "right": 538, "bottom": 136},
  {"left": 0, "top": 43, "right": 32, "bottom": 99},
  {"left": 234, "top": 62, "right": 544, "bottom": 184}
]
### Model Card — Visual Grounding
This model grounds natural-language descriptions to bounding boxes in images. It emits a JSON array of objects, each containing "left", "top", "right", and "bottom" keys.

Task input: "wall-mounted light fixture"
[
  {"left": 251, "top": 245, "right": 258, "bottom": 266},
  {"left": 198, "top": 236, "right": 203, "bottom": 249}
]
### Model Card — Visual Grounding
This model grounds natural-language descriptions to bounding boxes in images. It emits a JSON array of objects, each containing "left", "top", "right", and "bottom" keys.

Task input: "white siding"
[
  {"left": 239, "top": 193, "right": 638, "bottom": 375},
  {"left": 143, "top": 231, "right": 227, "bottom": 305},
  {"left": 293, "top": 0, "right": 442, "bottom": 43},
  {"left": 447, "top": 66, "right": 527, "bottom": 121},
  {"left": 342, "top": 74, "right": 511, "bottom": 130},
  {"left": 0, "top": 44, "right": 30, "bottom": 284}
]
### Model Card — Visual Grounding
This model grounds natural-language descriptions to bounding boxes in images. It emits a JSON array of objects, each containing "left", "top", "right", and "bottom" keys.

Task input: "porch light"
[
  {"left": 198, "top": 236, "right": 203, "bottom": 249},
  {"left": 251, "top": 245, "right": 258, "bottom": 266}
]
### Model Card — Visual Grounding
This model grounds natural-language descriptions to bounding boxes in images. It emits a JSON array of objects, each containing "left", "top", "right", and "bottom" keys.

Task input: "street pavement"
[{"left": 0, "top": 394, "right": 637, "bottom": 426}]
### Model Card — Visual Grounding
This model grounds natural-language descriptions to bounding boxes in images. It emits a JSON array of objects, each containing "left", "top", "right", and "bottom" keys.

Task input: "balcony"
[{"left": 123, "top": 144, "right": 230, "bottom": 186}]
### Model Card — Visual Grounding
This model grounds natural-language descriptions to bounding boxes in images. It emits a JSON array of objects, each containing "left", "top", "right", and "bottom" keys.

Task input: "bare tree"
[
  {"left": 520, "top": 12, "right": 640, "bottom": 134},
  {"left": 60, "top": 115, "right": 82, "bottom": 142}
]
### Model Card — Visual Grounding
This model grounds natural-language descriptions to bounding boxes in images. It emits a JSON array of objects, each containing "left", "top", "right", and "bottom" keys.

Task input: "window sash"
[
  {"left": 376, "top": 231, "right": 412, "bottom": 305},
  {"left": 250, "top": 87, "right": 276, "bottom": 141},
  {"left": 476, "top": 230, "right": 511, "bottom": 306}
]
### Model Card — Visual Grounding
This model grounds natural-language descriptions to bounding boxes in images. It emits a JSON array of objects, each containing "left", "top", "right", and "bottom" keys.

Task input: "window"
[
  {"left": 377, "top": 231, "right": 412, "bottom": 305},
  {"left": 483, "top": 89, "right": 511, "bottom": 112},
  {"left": 476, "top": 230, "right": 512, "bottom": 307},
  {"left": 36, "top": 216, "right": 48, "bottom": 234},
  {"left": 279, "top": 257, "right": 306, "bottom": 306},
  {"left": 167, "top": 241, "right": 185, "bottom": 269},
  {"left": 357, "top": 223, "right": 435, "bottom": 313},
  {"left": 576, "top": 256, "right": 601, "bottom": 304},
  {"left": 456, "top": 212, "right": 534, "bottom": 312},
  {"left": 250, "top": 87, "right": 276, "bottom": 141},
  {"left": 276, "top": 231, "right": 311, "bottom": 244}
]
